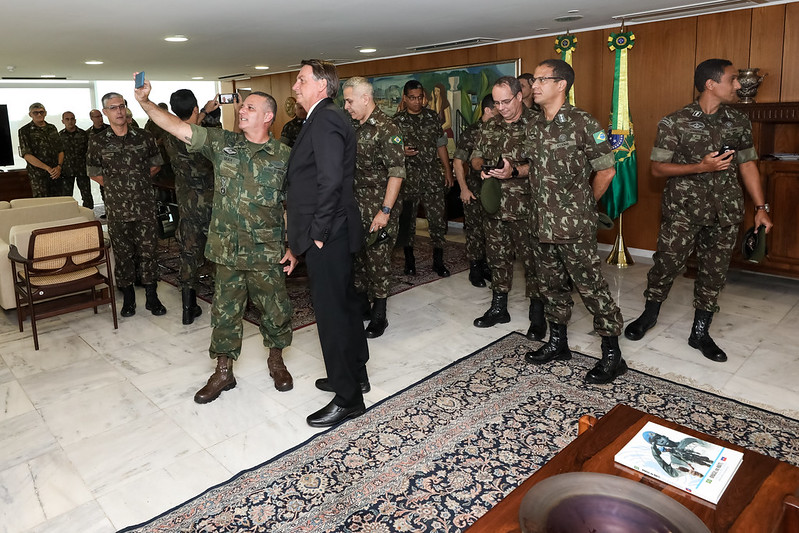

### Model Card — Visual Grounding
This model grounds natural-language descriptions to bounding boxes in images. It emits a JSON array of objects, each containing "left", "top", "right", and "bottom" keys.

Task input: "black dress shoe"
[
  {"left": 307, "top": 400, "right": 365, "bottom": 427},
  {"left": 315, "top": 377, "right": 371, "bottom": 394}
]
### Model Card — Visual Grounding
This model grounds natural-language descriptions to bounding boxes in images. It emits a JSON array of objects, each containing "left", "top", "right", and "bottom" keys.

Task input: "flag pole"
[{"left": 606, "top": 212, "right": 634, "bottom": 267}]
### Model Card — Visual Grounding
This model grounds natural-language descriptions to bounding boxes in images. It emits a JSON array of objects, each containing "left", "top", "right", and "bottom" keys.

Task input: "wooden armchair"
[{"left": 8, "top": 220, "right": 118, "bottom": 350}]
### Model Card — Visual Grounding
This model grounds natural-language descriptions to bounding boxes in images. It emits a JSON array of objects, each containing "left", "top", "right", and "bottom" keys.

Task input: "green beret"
[
  {"left": 480, "top": 177, "right": 501, "bottom": 215},
  {"left": 598, "top": 212, "right": 614, "bottom": 231},
  {"left": 741, "top": 225, "right": 767, "bottom": 263}
]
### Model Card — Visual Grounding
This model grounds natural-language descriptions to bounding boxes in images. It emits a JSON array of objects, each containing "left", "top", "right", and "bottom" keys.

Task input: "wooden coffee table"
[{"left": 467, "top": 404, "right": 799, "bottom": 532}]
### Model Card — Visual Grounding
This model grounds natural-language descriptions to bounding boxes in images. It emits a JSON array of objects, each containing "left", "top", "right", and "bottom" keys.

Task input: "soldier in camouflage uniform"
[
  {"left": 342, "top": 77, "right": 405, "bottom": 338},
  {"left": 393, "top": 80, "right": 454, "bottom": 277},
  {"left": 135, "top": 78, "right": 296, "bottom": 402},
  {"left": 88, "top": 110, "right": 110, "bottom": 215},
  {"left": 523, "top": 60, "right": 626, "bottom": 385},
  {"left": 87, "top": 92, "right": 168, "bottom": 320},
  {"left": 625, "top": 59, "right": 773, "bottom": 363},
  {"left": 164, "top": 89, "right": 216, "bottom": 325},
  {"left": 59, "top": 111, "right": 89, "bottom": 201},
  {"left": 18, "top": 103, "right": 64, "bottom": 198},
  {"left": 471, "top": 77, "right": 545, "bottom": 340},
  {"left": 453, "top": 93, "right": 494, "bottom": 288},
  {"left": 279, "top": 101, "right": 306, "bottom": 147}
]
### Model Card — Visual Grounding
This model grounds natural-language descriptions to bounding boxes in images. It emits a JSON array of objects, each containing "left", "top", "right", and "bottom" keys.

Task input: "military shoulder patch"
[
  {"left": 593, "top": 130, "right": 608, "bottom": 144},
  {"left": 390, "top": 135, "right": 402, "bottom": 145}
]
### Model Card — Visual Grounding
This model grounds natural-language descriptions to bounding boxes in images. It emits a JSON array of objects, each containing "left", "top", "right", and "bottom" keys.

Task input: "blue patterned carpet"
[{"left": 119, "top": 333, "right": 799, "bottom": 532}]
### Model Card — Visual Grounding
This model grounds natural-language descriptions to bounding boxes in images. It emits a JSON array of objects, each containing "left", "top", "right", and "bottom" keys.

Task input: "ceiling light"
[
  {"left": 85, "top": 60, "right": 103, "bottom": 65},
  {"left": 254, "top": 66, "right": 269, "bottom": 70},
  {"left": 554, "top": 14, "right": 584, "bottom": 22},
  {"left": 41, "top": 74, "right": 56, "bottom": 78},
  {"left": 192, "top": 76, "right": 204, "bottom": 80},
  {"left": 165, "top": 35, "right": 188, "bottom": 42},
  {"left": 359, "top": 48, "right": 377, "bottom": 54}
]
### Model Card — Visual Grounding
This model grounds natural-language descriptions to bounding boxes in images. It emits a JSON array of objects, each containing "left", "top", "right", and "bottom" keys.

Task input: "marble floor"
[{"left": 1, "top": 224, "right": 798, "bottom": 532}]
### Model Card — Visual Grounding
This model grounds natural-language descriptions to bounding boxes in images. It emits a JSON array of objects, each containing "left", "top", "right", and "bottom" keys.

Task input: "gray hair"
[
  {"left": 101, "top": 92, "right": 124, "bottom": 108},
  {"left": 342, "top": 77, "right": 373, "bottom": 98}
]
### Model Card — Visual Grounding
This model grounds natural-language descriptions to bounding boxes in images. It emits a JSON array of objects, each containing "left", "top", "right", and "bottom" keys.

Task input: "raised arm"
[{"left": 133, "top": 74, "right": 195, "bottom": 144}]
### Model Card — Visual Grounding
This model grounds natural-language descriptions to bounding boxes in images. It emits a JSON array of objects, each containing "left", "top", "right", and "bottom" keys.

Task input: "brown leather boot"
[
  {"left": 267, "top": 347, "right": 293, "bottom": 391},
  {"left": 194, "top": 355, "right": 236, "bottom": 404}
]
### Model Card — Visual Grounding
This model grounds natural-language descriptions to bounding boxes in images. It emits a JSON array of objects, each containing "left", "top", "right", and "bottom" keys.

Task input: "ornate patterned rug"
[
  {"left": 157, "top": 235, "right": 469, "bottom": 329},
  {"left": 119, "top": 332, "right": 799, "bottom": 533}
]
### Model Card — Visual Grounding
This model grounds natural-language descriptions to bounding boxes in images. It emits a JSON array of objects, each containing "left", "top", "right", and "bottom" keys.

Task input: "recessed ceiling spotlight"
[
  {"left": 359, "top": 47, "right": 377, "bottom": 54},
  {"left": 554, "top": 14, "right": 583, "bottom": 22},
  {"left": 536, "top": 27, "right": 549, "bottom": 31},
  {"left": 85, "top": 60, "right": 103, "bottom": 65},
  {"left": 41, "top": 74, "right": 56, "bottom": 78},
  {"left": 254, "top": 66, "right": 269, "bottom": 70},
  {"left": 192, "top": 76, "right": 204, "bottom": 80},
  {"left": 165, "top": 35, "right": 189, "bottom": 42},
  {"left": 568, "top": 9, "right": 580, "bottom": 13}
]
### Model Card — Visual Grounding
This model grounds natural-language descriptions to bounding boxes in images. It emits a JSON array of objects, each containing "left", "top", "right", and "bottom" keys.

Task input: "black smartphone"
[
  {"left": 481, "top": 157, "right": 505, "bottom": 173},
  {"left": 717, "top": 145, "right": 734, "bottom": 160},
  {"left": 134, "top": 71, "right": 145, "bottom": 89},
  {"left": 218, "top": 93, "right": 239, "bottom": 104}
]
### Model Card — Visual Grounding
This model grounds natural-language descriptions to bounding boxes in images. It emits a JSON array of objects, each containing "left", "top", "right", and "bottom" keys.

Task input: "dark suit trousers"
[{"left": 304, "top": 225, "right": 370, "bottom": 407}]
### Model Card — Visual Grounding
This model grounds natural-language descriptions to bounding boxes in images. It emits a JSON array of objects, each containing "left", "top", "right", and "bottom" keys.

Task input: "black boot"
[
  {"left": 688, "top": 309, "right": 727, "bottom": 362},
  {"left": 432, "top": 247, "right": 450, "bottom": 277},
  {"left": 403, "top": 246, "right": 416, "bottom": 275},
  {"left": 468, "top": 260, "right": 486, "bottom": 287},
  {"left": 144, "top": 283, "right": 167, "bottom": 316},
  {"left": 585, "top": 336, "right": 628, "bottom": 384},
  {"left": 479, "top": 257, "right": 492, "bottom": 281},
  {"left": 120, "top": 285, "right": 136, "bottom": 317},
  {"left": 182, "top": 287, "right": 202, "bottom": 325},
  {"left": 526, "top": 298, "right": 547, "bottom": 340},
  {"left": 525, "top": 322, "right": 571, "bottom": 364},
  {"left": 474, "top": 291, "right": 510, "bottom": 328},
  {"left": 356, "top": 291, "right": 372, "bottom": 320},
  {"left": 624, "top": 300, "right": 662, "bottom": 341},
  {"left": 365, "top": 297, "right": 389, "bottom": 338}
]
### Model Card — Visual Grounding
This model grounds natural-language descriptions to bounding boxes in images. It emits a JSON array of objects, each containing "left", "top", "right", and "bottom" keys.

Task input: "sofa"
[{"left": 0, "top": 197, "right": 95, "bottom": 310}]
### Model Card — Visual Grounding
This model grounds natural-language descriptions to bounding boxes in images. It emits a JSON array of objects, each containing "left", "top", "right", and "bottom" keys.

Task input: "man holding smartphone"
[{"left": 625, "top": 58, "right": 773, "bottom": 363}]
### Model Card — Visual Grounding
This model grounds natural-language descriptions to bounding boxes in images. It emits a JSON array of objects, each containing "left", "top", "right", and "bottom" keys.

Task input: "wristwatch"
[
  {"left": 381, "top": 206, "right": 391, "bottom": 214},
  {"left": 755, "top": 204, "right": 770, "bottom": 213},
  {"left": 511, "top": 166, "right": 519, "bottom": 178}
]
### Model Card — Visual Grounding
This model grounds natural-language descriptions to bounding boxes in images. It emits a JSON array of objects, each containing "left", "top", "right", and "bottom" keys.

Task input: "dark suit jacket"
[{"left": 286, "top": 97, "right": 362, "bottom": 255}]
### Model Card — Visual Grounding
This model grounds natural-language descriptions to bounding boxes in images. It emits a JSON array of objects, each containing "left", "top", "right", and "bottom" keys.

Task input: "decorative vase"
[{"left": 737, "top": 68, "right": 766, "bottom": 103}]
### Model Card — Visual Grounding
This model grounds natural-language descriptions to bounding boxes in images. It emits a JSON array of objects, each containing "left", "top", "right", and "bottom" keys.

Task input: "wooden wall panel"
[
  {"left": 782, "top": 3, "right": 799, "bottom": 101},
  {"left": 695, "top": 9, "right": 752, "bottom": 71},
  {"left": 749, "top": 4, "right": 785, "bottom": 103}
]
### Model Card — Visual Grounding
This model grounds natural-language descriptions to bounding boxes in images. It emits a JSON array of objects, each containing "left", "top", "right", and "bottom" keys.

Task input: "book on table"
[{"left": 614, "top": 421, "right": 743, "bottom": 504}]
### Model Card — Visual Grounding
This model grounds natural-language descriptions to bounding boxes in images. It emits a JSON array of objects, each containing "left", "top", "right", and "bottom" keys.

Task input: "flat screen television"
[{"left": 0, "top": 105, "right": 14, "bottom": 166}]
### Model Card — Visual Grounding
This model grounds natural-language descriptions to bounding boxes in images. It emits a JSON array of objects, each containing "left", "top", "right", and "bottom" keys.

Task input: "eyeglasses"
[
  {"left": 494, "top": 97, "right": 517, "bottom": 107},
  {"left": 531, "top": 76, "right": 564, "bottom": 85},
  {"left": 405, "top": 95, "right": 424, "bottom": 101},
  {"left": 105, "top": 104, "right": 126, "bottom": 111},
  {"left": 31, "top": 110, "right": 46, "bottom": 115}
]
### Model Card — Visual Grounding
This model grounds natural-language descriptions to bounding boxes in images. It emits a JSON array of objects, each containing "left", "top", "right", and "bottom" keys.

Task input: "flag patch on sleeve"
[
  {"left": 390, "top": 135, "right": 403, "bottom": 144},
  {"left": 593, "top": 130, "right": 608, "bottom": 144}
]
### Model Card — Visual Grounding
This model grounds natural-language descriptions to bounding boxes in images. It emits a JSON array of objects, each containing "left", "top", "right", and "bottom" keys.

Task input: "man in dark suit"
[{"left": 286, "top": 59, "right": 371, "bottom": 428}]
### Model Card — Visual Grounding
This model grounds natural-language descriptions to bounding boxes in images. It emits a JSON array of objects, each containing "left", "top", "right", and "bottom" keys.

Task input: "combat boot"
[
  {"left": 182, "top": 287, "right": 202, "bottom": 325},
  {"left": 120, "top": 285, "right": 136, "bottom": 317},
  {"left": 526, "top": 298, "right": 547, "bottom": 340},
  {"left": 585, "top": 336, "right": 628, "bottom": 384},
  {"left": 267, "top": 347, "right": 293, "bottom": 391},
  {"left": 688, "top": 309, "right": 727, "bottom": 362},
  {"left": 194, "top": 355, "right": 236, "bottom": 403},
  {"left": 432, "top": 247, "right": 450, "bottom": 277},
  {"left": 468, "top": 260, "right": 485, "bottom": 287},
  {"left": 474, "top": 291, "right": 510, "bottom": 327},
  {"left": 624, "top": 300, "right": 661, "bottom": 341},
  {"left": 403, "top": 246, "right": 416, "bottom": 275},
  {"left": 365, "top": 297, "right": 389, "bottom": 338},
  {"left": 144, "top": 283, "right": 167, "bottom": 316},
  {"left": 525, "top": 322, "right": 571, "bottom": 364}
]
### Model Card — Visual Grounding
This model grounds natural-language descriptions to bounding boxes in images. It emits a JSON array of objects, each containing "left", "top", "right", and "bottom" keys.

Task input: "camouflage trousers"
[
  {"left": 108, "top": 218, "right": 160, "bottom": 287},
  {"left": 353, "top": 187, "right": 402, "bottom": 299},
  {"left": 74, "top": 175, "right": 94, "bottom": 209},
  {"left": 534, "top": 238, "right": 623, "bottom": 336},
  {"left": 397, "top": 189, "right": 447, "bottom": 248},
  {"left": 176, "top": 191, "right": 212, "bottom": 290},
  {"left": 644, "top": 218, "right": 738, "bottom": 313},
  {"left": 29, "top": 174, "right": 67, "bottom": 198},
  {"left": 485, "top": 216, "right": 539, "bottom": 298},
  {"left": 463, "top": 175, "right": 487, "bottom": 261},
  {"left": 209, "top": 263, "right": 293, "bottom": 360}
]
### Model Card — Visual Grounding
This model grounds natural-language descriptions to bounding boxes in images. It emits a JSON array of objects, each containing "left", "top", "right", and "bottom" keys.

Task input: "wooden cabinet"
[
  {"left": 0, "top": 170, "right": 32, "bottom": 202},
  {"left": 728, "top": 102, "right": 799, "bottom": 278}
]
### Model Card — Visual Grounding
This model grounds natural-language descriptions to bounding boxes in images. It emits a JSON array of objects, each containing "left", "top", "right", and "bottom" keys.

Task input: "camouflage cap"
[
  {"left": 742, "top": 225, "right": 767, "bottom": 263},
  {"left": 480, "top": 177, "right": 501, "bottom": 214}
]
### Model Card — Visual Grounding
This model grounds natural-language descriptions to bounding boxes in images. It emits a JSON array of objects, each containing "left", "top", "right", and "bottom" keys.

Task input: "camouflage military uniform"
[
  {"left": 352, "top": 107, "right": 406, "bottom": 299},
  {"left": 472, "top": 106, "right": 539, "bottom": 298},
  {"left": 279, "top": 117, "right": 304, "bottom": 147},
  {"left": 528, "top": 103, "right": 623, "bottom": 336},
  {"left": 145, "top": 119, "right": 174, "bottom": 184},
  {"left": 87, "top": 128, "right": 163, "bottom": 287},
  {"left": 60, "top": 126, "right": 91, "bottom": 205},
  {"left": 18, "top": 121, "right": 64, "bottom": 197},
  {"left": 392, "top": 107, "right": 448, "bottom": 248},
  {"left": 453, "top": 121, "right": 487, "bottom": 262},
  {"left": 187, "top": 123, "right": 293, "bottom": 359},
  {"left": 88, "top": 124, "right": 110, "bottom": 204},
  {"left": 165, "top": 134, "right": 214, "bottom": 291},
  {"left": 645, "top": 101, "right": 756, "bottom": 312}
]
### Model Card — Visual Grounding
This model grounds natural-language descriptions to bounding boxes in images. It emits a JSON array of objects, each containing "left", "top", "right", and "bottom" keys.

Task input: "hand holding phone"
[
  {"left": 134, "top": 71, "right": 145, "bottom": 89},
  {"left": 717, "top": 145, "right": 734, "bottom": 160},
  {"left": 481, "top": 156, "right": 505, "bottom": 173},
  {"left": 218, "top": 93, "right": 240, "bottom": 105}
]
